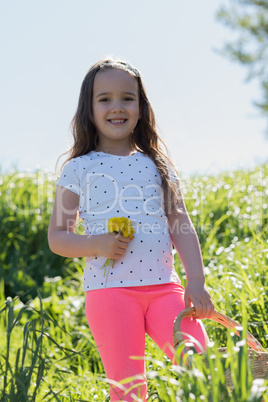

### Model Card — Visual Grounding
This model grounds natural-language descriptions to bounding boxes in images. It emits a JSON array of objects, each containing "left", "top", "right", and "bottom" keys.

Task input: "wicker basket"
[{"left": 173, "top": 307, "right": 268, "bottom": 382}]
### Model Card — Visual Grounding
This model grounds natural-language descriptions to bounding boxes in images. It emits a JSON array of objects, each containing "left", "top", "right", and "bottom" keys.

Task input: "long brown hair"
[{"left": 59, "top": 58, "right": 180, "bottom": 214}]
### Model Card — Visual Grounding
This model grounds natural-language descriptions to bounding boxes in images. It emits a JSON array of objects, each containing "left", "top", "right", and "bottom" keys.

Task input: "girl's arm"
[
  {"left": 48, "top": 186, "right": 131, "bottom": 258},
  {"left": 167, "top": 189, "right": 214, "bottom": 319}
]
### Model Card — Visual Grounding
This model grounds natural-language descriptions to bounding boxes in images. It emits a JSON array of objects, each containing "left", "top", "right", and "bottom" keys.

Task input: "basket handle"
[{"left": 173, "top": 307, "right": 266, "bottom": 352}]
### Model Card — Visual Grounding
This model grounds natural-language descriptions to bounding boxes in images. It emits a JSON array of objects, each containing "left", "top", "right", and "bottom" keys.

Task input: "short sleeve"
[{"left": 57, "top": 159, "right": 80, "bottom": 195}]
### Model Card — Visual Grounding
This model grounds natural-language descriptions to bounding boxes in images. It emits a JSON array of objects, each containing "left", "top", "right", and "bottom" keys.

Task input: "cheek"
[
  {"left": 129, "top": 104, "right": 141, "bottom": 119},
  {"left": 93, "top": 105, "right": 105, "bottom": 121}
]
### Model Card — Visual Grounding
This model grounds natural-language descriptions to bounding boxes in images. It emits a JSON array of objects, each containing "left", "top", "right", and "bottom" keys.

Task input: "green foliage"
[
  {"left": 216, "top": 0, "right": 268, "bottom": 124},
  {"left": 0, "top": 164, "right": 267, "bottom": 400},
  {"left": 146, "top": 333, "right": 267, "bottom": 402},
  {"left": 0, "top": 274, "right": 105, "bottom": 402},
  {"left": 0, "top": 171, "right": 81, "bottom": 302},
  {"left": 176, "top": 165, "right": 268, "bottom": 349}
]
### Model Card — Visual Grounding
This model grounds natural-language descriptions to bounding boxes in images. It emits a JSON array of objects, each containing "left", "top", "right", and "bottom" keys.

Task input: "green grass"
[{"left": 0, "top": 164, "right": 267, "bottom": 401}]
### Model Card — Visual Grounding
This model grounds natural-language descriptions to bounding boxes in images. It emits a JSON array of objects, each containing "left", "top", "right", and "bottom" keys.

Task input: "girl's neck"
[{"left": 95, "top": 144, "right": 136, "bottom": 157}]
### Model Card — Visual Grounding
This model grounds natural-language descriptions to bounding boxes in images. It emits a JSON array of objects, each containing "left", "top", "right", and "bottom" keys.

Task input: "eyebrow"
[{"left": 95, "top": 91, "right": 138, "bottom": 98}]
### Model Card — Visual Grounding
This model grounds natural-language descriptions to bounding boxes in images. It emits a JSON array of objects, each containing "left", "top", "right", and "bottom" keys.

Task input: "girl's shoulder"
[
  {"left": 58, "top": 152, "right": 93, "bottom": 177},
  {"left": 57, "top": 152, "right": 95, "bottom": 190},
  {"left": 64, "top": 152, "right": 95, "bottom": 167}
]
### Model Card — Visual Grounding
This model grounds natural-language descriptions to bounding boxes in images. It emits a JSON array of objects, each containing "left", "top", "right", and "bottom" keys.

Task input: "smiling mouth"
[{"left": 108, "top": 119, "right": 127, "bottom": 124}]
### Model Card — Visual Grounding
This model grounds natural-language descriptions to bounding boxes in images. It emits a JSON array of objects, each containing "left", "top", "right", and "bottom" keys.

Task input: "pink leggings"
[{"left": 85, "top": 283, "right": 208, "bottom": 402}]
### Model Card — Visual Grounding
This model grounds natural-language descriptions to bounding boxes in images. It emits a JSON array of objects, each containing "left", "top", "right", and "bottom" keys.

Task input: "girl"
[{"left": 48, "top": 58, "right": 214, "bottom": 402}]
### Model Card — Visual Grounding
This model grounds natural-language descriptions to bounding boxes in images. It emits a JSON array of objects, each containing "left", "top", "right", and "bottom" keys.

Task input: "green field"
[{"left": 0, "top": 164, "right": 267, "bottom": 401}]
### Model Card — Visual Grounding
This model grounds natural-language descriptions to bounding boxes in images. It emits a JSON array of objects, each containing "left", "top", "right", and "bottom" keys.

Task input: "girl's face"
[{"left": 92, "top": 69, "right": 141, "bottom": 152}]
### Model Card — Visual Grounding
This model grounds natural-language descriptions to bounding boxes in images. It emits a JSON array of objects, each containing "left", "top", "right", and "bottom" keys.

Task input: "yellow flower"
[
  {"left": 108, "top": 217, "right": 135, "bottom": 239},
  {"left": 101, "top": 217, "right": 135, "bottom": 277},
  {"left": 107, "top": 217, "right": 121, "bottom": 233}
]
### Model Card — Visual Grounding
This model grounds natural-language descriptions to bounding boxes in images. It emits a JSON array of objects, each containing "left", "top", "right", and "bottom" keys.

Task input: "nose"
[{"left": 111, "top": 99, "right": 124, "bottom": 113}]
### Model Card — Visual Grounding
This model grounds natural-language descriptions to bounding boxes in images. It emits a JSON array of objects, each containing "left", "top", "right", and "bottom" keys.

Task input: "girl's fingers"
[
  {"left": 184, "top": 293, "right": 191, "bottom": 309},
  {"left": 118, "top": 241, "right": 129, "bottom": 250},
  {"left": 120, "top": 236, "right": 132, "bottom": 243},
  {"left": 206, "top": 301, "right": 215, "bottom": 319},
  {"left": 114, "top": 242, "right": 130, "bottom": 257},
  {"left": 194, "top": 300, "right": 215, "bottom": 319},
  {"left": 193, "top": 301, "right": 204, "bottom": 318},
  {"left": 113, "top": 233, "right": 131, "bottom": 242}
]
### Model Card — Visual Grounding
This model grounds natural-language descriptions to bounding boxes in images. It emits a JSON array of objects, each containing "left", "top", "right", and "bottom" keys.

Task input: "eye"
[
  {"left": 99, "top": 98, "right": 110, "bottom": 102},
  {"left": 123, "top": 97, "right": 134, "bottom": 102}
]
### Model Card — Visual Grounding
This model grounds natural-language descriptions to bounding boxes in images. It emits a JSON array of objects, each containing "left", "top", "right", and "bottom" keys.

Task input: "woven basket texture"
[{"left": 173, "top": 307, "right": 268, "bottom": 388}]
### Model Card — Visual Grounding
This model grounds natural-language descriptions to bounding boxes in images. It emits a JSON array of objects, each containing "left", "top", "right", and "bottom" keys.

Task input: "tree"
[{"left": 216, "top": 0, "right": 268, "bottom": 133}]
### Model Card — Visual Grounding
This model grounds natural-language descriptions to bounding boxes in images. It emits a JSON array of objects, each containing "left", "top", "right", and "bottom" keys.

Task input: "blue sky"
[{"left": 1, "top": 0, "right": 267, "bottom": 177}]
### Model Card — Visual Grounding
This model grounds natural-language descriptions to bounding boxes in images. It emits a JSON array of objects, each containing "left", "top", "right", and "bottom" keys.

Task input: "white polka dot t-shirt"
[{"left": 57, "top": 151, "right": 181, "bottom": 291}]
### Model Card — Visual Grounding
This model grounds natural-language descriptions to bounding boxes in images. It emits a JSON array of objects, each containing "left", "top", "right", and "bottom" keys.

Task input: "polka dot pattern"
[{"left": 57, "top": 151, "right": 180, "bottom": 291}]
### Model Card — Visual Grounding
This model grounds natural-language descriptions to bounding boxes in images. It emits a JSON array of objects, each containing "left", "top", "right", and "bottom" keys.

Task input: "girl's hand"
[
  {"left": 96, "top": 232, "right": 132, "bottom": 260},
  {"left": 184, "top": 280, "right": 215, "bottom": 319}
]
